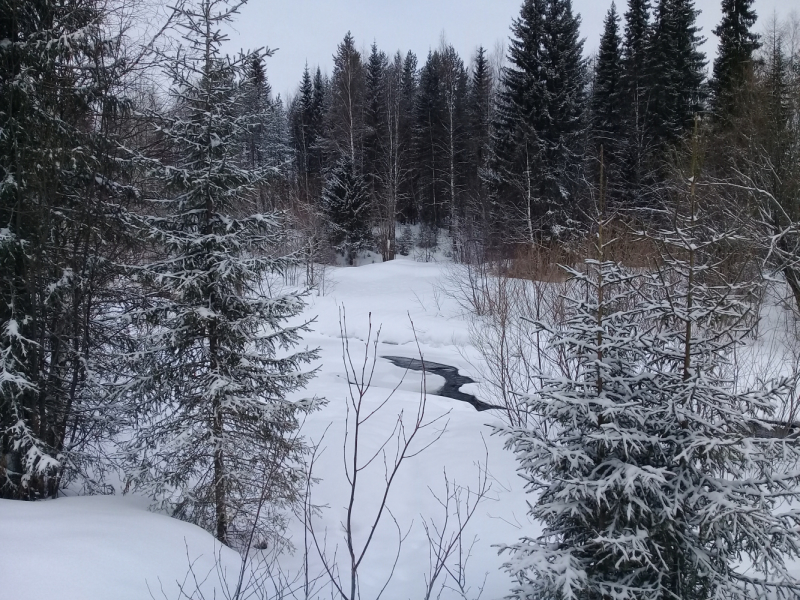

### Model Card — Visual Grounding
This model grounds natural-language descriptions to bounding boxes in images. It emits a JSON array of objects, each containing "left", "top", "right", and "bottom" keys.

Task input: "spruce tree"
[
  {"left": 469, "top": 46, "right": 492, "bottom": 177},
  {"left": 364, "top": 43, "right": 389, "bottom": 210},
  {"left": 621, "top": 0, "right": 651, "bottom": 98},
  {"left": 439, "top": 44, "right": 469, "bottom": 236},
  {"left": 321, "top": 154, "right": 371, "bottom": 264},
  {"left": 398, "top": 51, "right": 419, "bottom": 222},
  {"left": 122, "top": 0, "right": 318, "bottom": 546},
  {"left": 310, "top": 68, "right": 328, "bottom": 190},
  {"left": 541, "top": 0, "right": 587, "bottom": 193},
  {"left": 242, "top": 55, "right": 291, "bottom": 211},
  {"left": 620, "top": 0, "right": 653, "bottom": 206},
  {"left": 591, "top": 4, "right": 624, "bottom": 167},
  {"left": 647, "top": 0, "right": 706, "bottom": 151},
  {"left": 710, "top": 0, "right": 760, "bottom": 120},
  {"left": 327, "top": 32, "right": 365, "bottom": 164},
  {"left": 467, "top": 46, "right": 493, "bottom": 230},
  {"left": 415, "top": 50, "right": 447, "bottom": 228},
  {"left": 493, "top": 0, "right": 553, "bottom": 242},
  {"left": 501, "top": 145, "right": 800, "bottom": 598},
  {"left": 0, "top": 0, "right": 132, "bottom": 499},
  {"left": 291, "top": 64, "right": 315, "bottom": 199},
  {"left": 492, "top": 0, "right": 587, "bottom": 242}
]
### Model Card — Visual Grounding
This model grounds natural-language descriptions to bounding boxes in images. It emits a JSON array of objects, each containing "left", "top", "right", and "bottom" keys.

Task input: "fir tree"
[
  {"left": 710, "top": 0, "right": 760, "bottom": 120},
  {"left": 122, "top": 0, "right": 318, "bottom": 546}
]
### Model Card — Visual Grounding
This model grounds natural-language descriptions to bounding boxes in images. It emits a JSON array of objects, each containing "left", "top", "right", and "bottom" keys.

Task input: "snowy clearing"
[{"left": 1, "top": 257, "right": 530, "bottom": 600}]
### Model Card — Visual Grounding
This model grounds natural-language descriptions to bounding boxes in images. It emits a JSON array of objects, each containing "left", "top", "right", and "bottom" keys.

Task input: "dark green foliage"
[
  {"left": 591, "top": 3, "right": 625, "bottom": 193},
  {"left": 591, "top": 4, "right": 624, "bottom": 150},
  {"left": 492, "top": 0, "right": 587, "bottom": 241},
  {"left": 327, "top": 32, "right": 365, "bottom": 163},
  {"left": 397, "top": 51, "right": 419, "bottom": 223},
  {"left": 619, "top": 0, "right": 653, "bottom": 206},
  {"left": 290, "top": 65, "right": 326, "bottom": 203},
  {"left": 364, "top": 43, "right": 389, "bottom": 207},
  {"left": 322, "top": 155, "right": 372, "bottom": 264},
  {"left": 466, "top": 46, "right": 493, "bottom": 237},
  {"left": 710, "top": 0, "right": 760, "bottom": 119},
  {"left": 120, "top": 0, "right": 318, "bottom": 546},
  {"left": 0, "top": 0, "right": 132, "bottom": 499},
  {"left": 646, "top": 0, "right": 706, "bottom": 151}
]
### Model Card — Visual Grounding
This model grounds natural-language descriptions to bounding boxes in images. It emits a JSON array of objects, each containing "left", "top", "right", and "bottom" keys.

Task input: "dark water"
[{"left": 383, "top": 356, "right": 504, "bottom": 412}]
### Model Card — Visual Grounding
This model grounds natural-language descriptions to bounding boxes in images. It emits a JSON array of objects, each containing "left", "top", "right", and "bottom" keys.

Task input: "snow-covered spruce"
[
  {"left": 500, "top": 255, "right": 800, "bottom": 600},
  {"left": 321, "top": 154, "right": 371, "bottom": 265},
  {"left": 116, "top": 0, "right": 318, "bottom": 547},
  {"left": 0, "top": 0, "right": 134, "bottom": 499}
]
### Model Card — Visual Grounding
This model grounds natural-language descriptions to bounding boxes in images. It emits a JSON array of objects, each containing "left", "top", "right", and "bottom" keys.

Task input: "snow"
[
  {"left": 0, "top": 256, "right": 531, "bottom": 600},
  {"left": 0, "top": 495, "right": 242, "bottom": 600}
]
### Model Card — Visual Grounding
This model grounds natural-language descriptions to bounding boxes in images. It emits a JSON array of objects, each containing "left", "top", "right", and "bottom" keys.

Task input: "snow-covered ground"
[{"left": 1, "top": 257, "right": 531, "bottom": 600}]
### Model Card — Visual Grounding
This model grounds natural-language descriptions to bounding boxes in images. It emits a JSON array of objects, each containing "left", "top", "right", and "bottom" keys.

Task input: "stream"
[{"left": 383, "top": 356, "right": 504, "bottom": 412}]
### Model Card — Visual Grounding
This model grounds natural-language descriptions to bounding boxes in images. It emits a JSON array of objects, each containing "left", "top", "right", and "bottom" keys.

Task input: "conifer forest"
[{"left": 3, "top": 0, "right": 800, "bottom": 598}]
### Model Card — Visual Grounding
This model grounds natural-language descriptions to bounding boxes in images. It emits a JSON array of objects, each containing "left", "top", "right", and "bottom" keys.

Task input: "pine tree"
[
  {"left": 590, "top": 4, "right": 624, "bottom": 172},
  {"left": 710, "top": 0, "right": 760, "bottom": 120},
  {"left": 122, "top": 0, "right": 318, "bottom": 546}
]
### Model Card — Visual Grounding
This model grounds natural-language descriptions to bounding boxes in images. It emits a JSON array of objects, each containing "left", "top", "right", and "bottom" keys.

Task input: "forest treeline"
[
  {"left": 1, "top": 0, "right": 800, "bottom": 570},
  {"left": 281, "top": 0, "right": 799, "bottom": 265}
]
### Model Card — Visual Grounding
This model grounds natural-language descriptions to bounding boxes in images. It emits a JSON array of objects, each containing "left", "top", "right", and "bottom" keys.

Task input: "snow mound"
[{"left": 0, "top": 496, "right": 241, "bottom": 600}]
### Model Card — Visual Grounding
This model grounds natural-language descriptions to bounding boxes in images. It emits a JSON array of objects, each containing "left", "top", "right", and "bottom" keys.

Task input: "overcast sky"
[{"left": 221, "top": 0, "right": 794, "bottom": 101}]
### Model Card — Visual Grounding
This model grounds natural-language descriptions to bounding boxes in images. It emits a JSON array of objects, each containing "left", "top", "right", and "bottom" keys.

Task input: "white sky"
[{"left": 221, "top": 0, "right": 796, "bottom": 101}]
